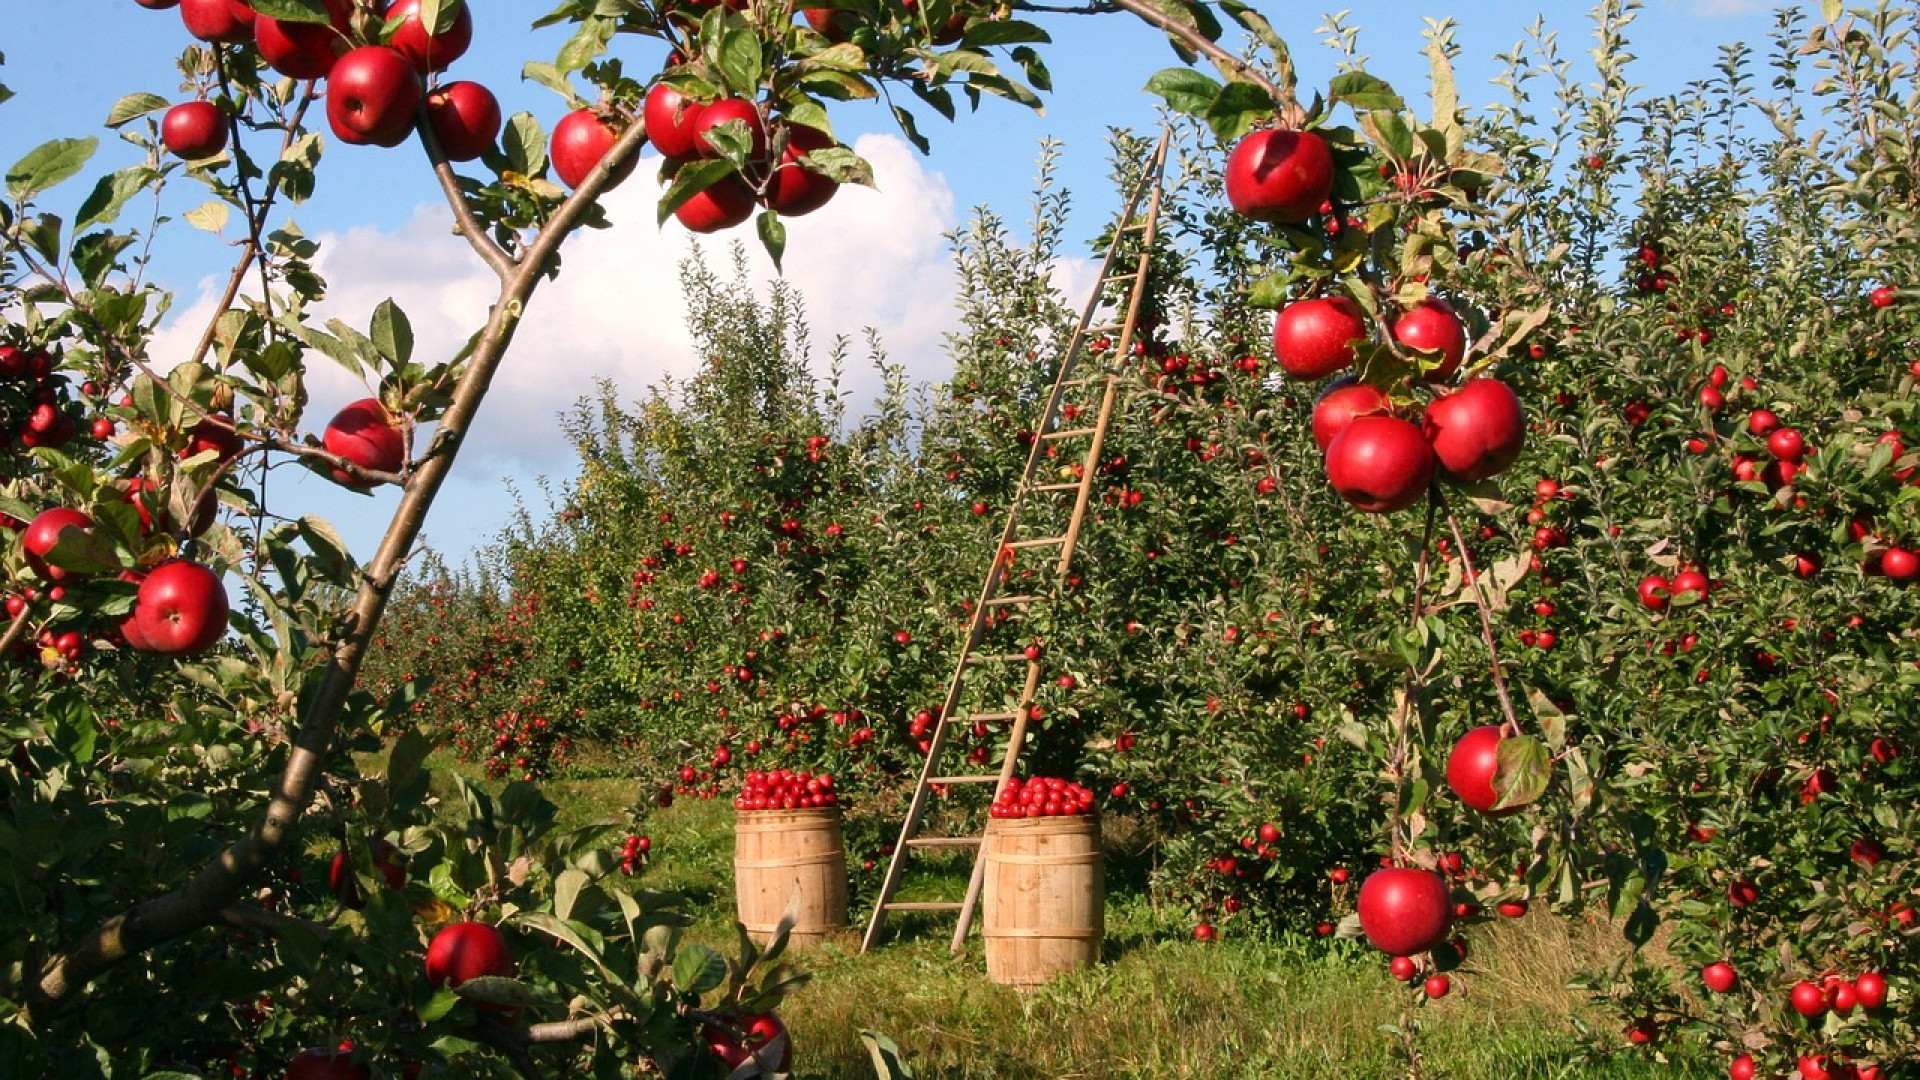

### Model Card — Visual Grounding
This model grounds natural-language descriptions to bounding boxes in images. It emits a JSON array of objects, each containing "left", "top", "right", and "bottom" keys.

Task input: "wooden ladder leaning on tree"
[{"left": 861, "top": 128, "right": 1173, "bottom": 955}]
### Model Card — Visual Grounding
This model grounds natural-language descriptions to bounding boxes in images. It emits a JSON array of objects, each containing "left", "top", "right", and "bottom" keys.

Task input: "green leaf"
[
  {"left": 860, "top": 1031, "right": 918, "bottom": 1080},
  {"left": 1206, "top": 81, "right": 1275, "bottom": 143},
  {"left": 76, "top": 167, "right": 157, "bottom": 232},
  {"left": 41, "top": 521, "right": 125, "bottom": 578},
  {"left": 297, "top": 515, "right": 358, "bottom": 586},
  {"left": 249, "top": 0, "right": 330, "bottom": 21},
  {"left": 553, "top": 868, "right": 589, "bottom": 921},
  {"left": 757, "top": 208, "right": 786, "bottom": 272},
  {"left": 1329, "top": 71, "right": 1404, "bottom": 112},
  {"left": 712, "top": 20, "right": 765, "bottom": 97},
  {"left": 1492, "top": 734, "right": 1550, "bottom": 812},
  {"left": 370, "top": 299, "right": 414, "bottom": 366},
  {"left": 958, "top": 20, "right": 1050, "bottom": 47},
  {"left": 501, "top": 112, "right": 547, "bottom": 178},
  {"left": 520, "top": 62, "right": 575, "bottom": 103},
  {"left": 1143, "top": 67, "right": 1221, "bottom": 117},
  {"left": 7, "top": 137, "right": 97, "bottom": 202},
  {"left": 417, "top": 988, "right": 463, "bottom": 1023},
  {"left": 656, "top": 159, "right": 737, "bottom": 225},
  {"left": 1245, "top": 271, "right": 1293, "bottom": 309},
  {"left": 387, "top": 727, "right": 434, "bottom": 795},
  {"left": 185, "top": 200, "right": 231, "bottom": 233},
  {"left": 422, "top": 0, "right": 462, "bottom": 35},
  {"left": 106, "top": 93, "right": 171, "bottom": 128},
  {"left": 890, "top": 104, "right": 930, "bottom": 154},
  {"left": 672, "top": 943, "right": 727, "bottom": 995},
  {"left": 19, "top": 213, "right": 61, "bottom": 264}
]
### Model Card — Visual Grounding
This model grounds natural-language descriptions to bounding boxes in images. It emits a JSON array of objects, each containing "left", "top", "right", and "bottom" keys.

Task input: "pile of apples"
[
  {"left": 990, "top": 775, "right": 1096, "bottom": 818},
  {"left": 1222, "top": 123, "right": 1525, "bottom": 512},
  {"left": 734, "top": 768, "right": 839, "bottom": 811},
  {"left": 147, "top": 0, "right": 501, "bottom": 164}
]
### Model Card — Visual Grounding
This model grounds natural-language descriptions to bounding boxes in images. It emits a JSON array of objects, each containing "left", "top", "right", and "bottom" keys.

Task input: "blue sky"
[{"left": 3, "top": 1, "right": 1779, "bottom": 564}]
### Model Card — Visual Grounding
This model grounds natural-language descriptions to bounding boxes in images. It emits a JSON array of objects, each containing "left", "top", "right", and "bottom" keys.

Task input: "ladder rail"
[{"left": 862, "top": 129, "right": 1173, "bottom": 955}]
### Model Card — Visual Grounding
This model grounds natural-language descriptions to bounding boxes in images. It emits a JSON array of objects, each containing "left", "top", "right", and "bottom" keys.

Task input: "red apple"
[
  {"left": 763, "top": 123, "right": 838, "bottom": 217},
  {"left": 674, "top": 173, "right": 757, "bottom": 233},
  {"left": 1727, "top": 878, "right": 1758, "bottom": 907},
  {"left": 425, "top": 921, "right": 514, "bottom": 989},
  {"left": 132, "top": 559, "right": 230, "bottom": 655},
  {"left": 1445, "top": 725, "right": 1520, "bottom": 816},
  {"left": 323, "top": 398, "right": 405, "bottom": 487},
  {"left": 1357, "top": 867, "right": 1451, "bottom": 957},
  {"left": 1767, "top": 426, "right": 1806, "bottom": 462},
  {"left": 326, "top": 46, "right": 422, "bottom": 148},
  {"left": 1312, "top": 379, "right": 1391, "bottom": 452},
  {"left": 162, "top": 101, "right": 228, "bottom": 160},
  {"left": 1671, "top": 568, "right": 1710, "bottom": 600},
  {"left": 328, "top": 839, "right": 406, "bottom": 909},
  {"left": 691, "top": 97, "right": 769, "bottom": 160},
  {"left": 1879, "top": 546, "right": 1918, "bottom": 581},
  {"left": 184, "top": 413, "right": 243, "bottom": 462},
  {"left": 1871, "top": 285, "right": 1897, "bottom": 307},
  {"left": 1223, "top": 128, "right": 1334, "bottom": 223},
  {"left": 1748, "top": 408, "right": 1780, "bottom": 436},
  {"left": 425, "top": 81, "right": 501, "bottom": 162},
  {"left": 1730, "top": 1054, "right": 1756, "bottom": 1080},
  {"left": 1424, "top": 974, "right": 1451, "bottom": 999},
  {"left": 22, "top": 508, "right": 95, "bottom": 583},
  {"left": 1424, "top": 377, "right": 1525, "bottom": 483},
  {"left": 1324, "top": 415, "right": 1435, "bottom": 513},
  {"left": 1790, "top": 979, "right": 1828, "bottom": 1018},
  {"left": 253, "top": 0, "right": 353, "bottom": 79},
  {"left": 179, "top": 0, "right": 255, "bottom": 44},
  {"left": 550, "top": 109, "right": 637, "bottom": 190},
  {"left": 386, "top": 0, "right": 473, "bottom": 73},
  {"left": 1392, "top": 298, "right": 1468, "bottom": 380},
  {"left": 1636, "top": 574, "right": 1670, "bottom": 611},
  {"left": 1702, "top": 961, "right": 1737, "bottom": 994},
  {"left": 1853, "top": 970, "right": 1887, "bottom": 1010},
  {"left": 1274, "top": 295, "right": 1368, "bottom": 381},
  {"left": 285, "top": 1048, "right": 370, "bottom": 1080},
  {"left": 134, "top": 0, "right": 181, "bottom": 8},
  {"left": 702, "top": 1012, "right": 792, "bottom": 1075},
  {"left": 644, "top": 81, "right": 707, "bottom": 161}
]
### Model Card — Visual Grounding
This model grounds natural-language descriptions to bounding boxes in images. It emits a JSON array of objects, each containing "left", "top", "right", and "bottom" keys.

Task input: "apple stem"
[{"left": 1440, "top": 501, "right": 1522, "bottom": 738}]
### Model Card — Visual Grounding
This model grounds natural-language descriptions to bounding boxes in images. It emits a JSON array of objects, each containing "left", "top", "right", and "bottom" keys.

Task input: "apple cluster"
[
  {"left": 150, "top": 0, "right": 502, "bottom": 165},
  {"left": 14, "top": 507, "right": 231, "bottom": 659},
  {"left": 636, "top": 82, "right": 842, "bottom": 233},
  {"left": 734, "top": 768, "right": 839, "bottom": 811},
  {"left": 0, "top": 345, "right": 82, "bottom": 451},
  {"left": 701, "top": 1011, "right": 792, "bottom": 1077},
  {"left": 989, "top": 775, "right": 1096, "bottom": 818}
]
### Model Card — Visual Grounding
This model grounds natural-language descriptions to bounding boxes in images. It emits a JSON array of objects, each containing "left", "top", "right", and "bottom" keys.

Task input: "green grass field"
[{"left": 468, "top": 766, "right": 1711, "bottom": 1080}]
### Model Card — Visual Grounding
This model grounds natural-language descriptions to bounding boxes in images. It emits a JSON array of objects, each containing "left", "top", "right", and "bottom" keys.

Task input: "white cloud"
[{"left": 151, "top": 134, "right": 963, "bottom": 476}]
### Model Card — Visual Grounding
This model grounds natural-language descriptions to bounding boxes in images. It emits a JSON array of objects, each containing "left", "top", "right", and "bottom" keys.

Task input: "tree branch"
[{"left": 30, "top": 109, "right": 655, "bottom": 1012}]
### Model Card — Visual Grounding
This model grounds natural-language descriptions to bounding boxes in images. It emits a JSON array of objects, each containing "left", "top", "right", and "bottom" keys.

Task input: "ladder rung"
[
  {"left": 884, "top": 902, "right": 966, "bottom": 912},
  {"left": 966, "top": 711, "right": 1020, "bottom": 723},
  {"left": 965, "top": 653, "right": 1032, "bottom": 665},
  {"left": 928, "top": 775, "right": 1001, "bottom": 785},
  {"left": 906, "top": 836, "right": 985, "bottom": 848},
  {"left": 1061, "top": 376, "right": 1103, "bottom": 388},
  {"left": 1006, "top": 537, "right": 1065, "bottom": 549},
  {"left": 984, "top": 594, "right": 1040, "bottom": 607},
  {"left": 1043, "top": 427, "right": 1098, "bottom": 440},
  {"left": 1031, "top": 482, "right": 1081, "bottom": 493}
]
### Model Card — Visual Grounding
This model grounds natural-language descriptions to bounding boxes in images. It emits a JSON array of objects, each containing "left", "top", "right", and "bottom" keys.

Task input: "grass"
[{"left": 435, "top": 762, "right": 1711, "bottom": 1080}]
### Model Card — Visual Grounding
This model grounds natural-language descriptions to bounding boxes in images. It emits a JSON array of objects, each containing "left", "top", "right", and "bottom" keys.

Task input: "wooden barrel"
[
  {"left": 733, "top": 807, "right": 849, "bottom": 947},
  {"left": 982, "top": 814, "right": 1104, "bottom": 986}
]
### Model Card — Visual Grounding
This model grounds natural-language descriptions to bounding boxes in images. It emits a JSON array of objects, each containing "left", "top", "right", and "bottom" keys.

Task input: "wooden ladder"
[{"left": 861, "top": 130, "right": 1172, "bottom": 955}]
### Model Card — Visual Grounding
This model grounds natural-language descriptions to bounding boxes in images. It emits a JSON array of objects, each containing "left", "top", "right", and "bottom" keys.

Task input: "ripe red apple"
[
  {"left": 1730, "top": 1055, "right": 1755, "bottom": 1080},
  {"left": 1274, "top": 295, "right": 1367, "bottom": 381},
  {"left": 253, "top": 0, "right": 353, "bottom": 79},
  {"left": 1312, "top": 379, "right": 1391, "bottom": 452},
  {"left": 1748, "top": 408, "right": 1780, "bottom": 436},
  {"left": 1223, "top": 128, "right": 1334, "bottom": 223},
  {"left": 1324, "top": 415, "right": 1435, "bottom": 513},
  {"left": 1853, "top": 970, "right": 1887, "bottom": 1010},
  {"left": 1790, "top": 979, "right": 1828, "bottom": 1018},
  {"left": 162, "top": 101, "right": 228, "bottom": 160},
  {"left": 425, "top": 921, "right": 514, "bottom": 989},
  {"left": 1392, "top": 298, "right": 1468, "bottom": 380},
  {"left": 386, "top": 0, "right": 473, "bottom": 73},
  {"left": 1879, "top": 546, "right": 1918, "bottom": 581},
  {"left": 702, "top": 1012, "right": 792, "bottom": 1074},
  {"left": 1424, "top": 377, "right": 1525, "bottom": 482},
  {"left": 133, "top": 559, "right": 230, "bottom": 655},
  {"left": 550, "top": 109, "right": 638, "bottom": 190},
  {"left": 285, "top": 1048, "right": 370, "bottom": 1080},
  {"left": 184, "top": 413, "right": 243, "bottom": 462},
  {"left": 1637, "top": 574, "right": 1670, "bottom": 610},
  {"left": 326, "top": 46, "right": 422, "bottom": 148},
  {"left": 1356, "top": 866, "right": 1452, "bottom": 956},
  {"left": 323, "top": 398, "right": 406, "bottom": 487},
  {"left": 1767, "top": 427, "right": 1806, "bottom": 462},
  {"left": 425, "top": 81, "right": 500, "bottom": 162},
  {"left": 134, "top": 0, "right": 181, "bottom": 8},
  {"left": 179, "top": 0, "right": 255, "bottom": 44},
  {"left": 674, "top": 173, "right": 757, "bottom": 233},
  {"left": 328, "top": 839, "right": 406, "bottom": 909},
  {"left": 692, "top": 97, "right": 769, "bottom": 160},
  {"left": 1671, "top": 568, "right": 1710, "bottom": 601},
  {"left": 1445, "top": 725, "right": 1520, "bottom": 816},
  {"left": 763, "top": 123, "right": 838, "bottom": 217},
  {"left": 1702, "top": 961, "right": 1737, "bottom": 994},
  {"left": 644, "top": 81, "right": 707, "bottom": 161},
  {"left": 1727, "top": 878, "right": 1758, "bottom": 907},
  {"left": 1871, "top": 285, "right": 1897, "bottom": 308},
  {"left": 1424, "top": 974, "right": 1451, "bottom": 999},
  {"left": 23, "top": 508, "right": 94, "bottom": 583}
]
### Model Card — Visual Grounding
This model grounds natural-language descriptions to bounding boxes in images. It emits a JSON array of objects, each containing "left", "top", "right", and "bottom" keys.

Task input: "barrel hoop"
[
  {"left": 981, "top": 927, "right": 1103, "bottom": 939},
  {"left": 986, "top": 852, "right": 1102, "bottom": 866},
  {"left": 734, "top": 852, "right": 845, "bottom": 869}
]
